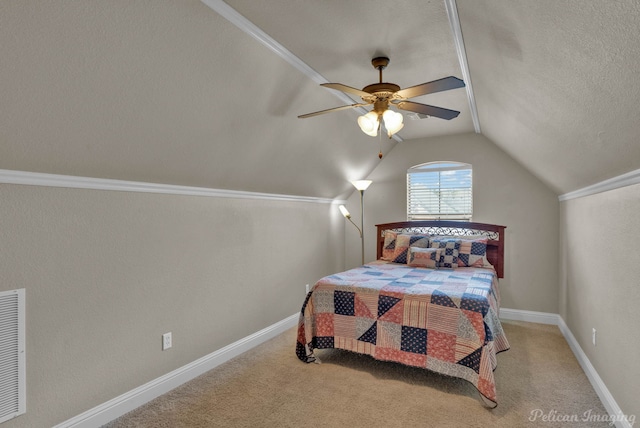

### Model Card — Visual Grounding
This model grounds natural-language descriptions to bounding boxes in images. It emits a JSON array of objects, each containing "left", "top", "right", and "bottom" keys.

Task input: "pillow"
[
  {"left": 429, "top": 238, "right": 461, "bottom": 269},
  {"left": 407, "top": 247, "right": 441, "bottom": 269},
  {"left": 457, "top": 237, "right": 489, "bottom": 268},
  {"left": 381, "top": 231, "right": 398, "bottom": 261},
  {"left": 391, "top": 233, "right": 430, "bottom": 264},
  {"left": 431, "top": 235, "right": 493, "bottom": 268}
]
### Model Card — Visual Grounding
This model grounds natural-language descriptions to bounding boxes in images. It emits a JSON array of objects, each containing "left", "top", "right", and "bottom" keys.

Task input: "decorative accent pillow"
[
  {"left": 407, "top": 247, "right": 441, "bottom": 268},
  {"left": 381, "top": 231, "right": 398, "bottom": 261},
  {"left": 456, "top": 238, "right": 489, "bottom": 268},
  {"left": 391, "top": 233, "right": 430, "bottom": 264},
  {"left": 429, "top": 238, "right": 461, "bottom": 269},
  {"left": 432, "top": 235, "right": 493, "bottom": 268}
]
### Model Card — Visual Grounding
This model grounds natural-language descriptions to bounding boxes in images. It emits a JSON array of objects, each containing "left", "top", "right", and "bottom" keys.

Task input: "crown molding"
[
  {"left": 0, "top": 169, "right": 343, "bottom": 204},
  {"left": 559, "top": 168, "right": 640, "bottom": 201},
  {"left": 445, "top": 0, "right": 481, "bottom": 134}
]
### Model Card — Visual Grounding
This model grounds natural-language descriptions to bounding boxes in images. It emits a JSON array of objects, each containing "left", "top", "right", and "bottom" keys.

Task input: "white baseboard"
[
  {"left": 500, "top": 308, "right": 633, "bottom": 428},
  {"left": 499, "top": 307, "right": 560, "bottom": 325},
  {"left": 53, "top": 313, "right": 299, "bottom": 428},
  {"left": 557, "top": 318, "right": 634, "bottom": 428},
  {"left": 55, "top": 309, "right": 633, "bottom": 428}
]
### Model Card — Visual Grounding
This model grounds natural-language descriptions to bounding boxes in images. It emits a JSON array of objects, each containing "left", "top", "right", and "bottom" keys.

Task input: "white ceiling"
[{"left": 1, "top": 1, "right": 639, "bottom": 198}]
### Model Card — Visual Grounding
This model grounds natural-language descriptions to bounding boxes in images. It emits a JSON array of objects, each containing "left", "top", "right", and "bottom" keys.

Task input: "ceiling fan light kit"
[
  {"left": 299, "top": 56, "right": 466, "bottom": 139},
  {"left": 382, "top": 109, "right": 404, "bottom": 137},
  {"left": 357, "top": 111, "right": 380, "bottom": 137}
]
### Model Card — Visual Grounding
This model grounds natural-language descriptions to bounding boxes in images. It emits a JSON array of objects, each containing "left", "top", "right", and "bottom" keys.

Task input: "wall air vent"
[{"left": 0, "top": 289, "right": 26, "bottom": 423}]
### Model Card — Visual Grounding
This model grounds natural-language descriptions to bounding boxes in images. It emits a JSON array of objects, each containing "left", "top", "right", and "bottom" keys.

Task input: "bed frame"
[{"left": 376, "top": 221, "right": 506, "bottom": 278}]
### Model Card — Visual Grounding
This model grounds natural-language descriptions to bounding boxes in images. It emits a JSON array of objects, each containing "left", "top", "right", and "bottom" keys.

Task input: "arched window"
[{"left": 407, "top": 161, "right": 472, "bottom": 220}]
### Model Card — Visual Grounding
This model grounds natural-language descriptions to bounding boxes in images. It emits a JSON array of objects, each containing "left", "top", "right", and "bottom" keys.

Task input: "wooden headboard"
[{"left": 376, "top": 221, "right": 506, "bottom": 278}]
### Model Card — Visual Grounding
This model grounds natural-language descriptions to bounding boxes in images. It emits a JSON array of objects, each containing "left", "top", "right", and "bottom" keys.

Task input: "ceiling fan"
[{"left": 298, "top": 57, "right": 465, "bottom": 138}]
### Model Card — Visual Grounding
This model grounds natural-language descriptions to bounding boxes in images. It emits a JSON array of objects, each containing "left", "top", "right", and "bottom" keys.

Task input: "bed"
[{"left": 296, "top": 221, "right": 510, "bottom": 407}]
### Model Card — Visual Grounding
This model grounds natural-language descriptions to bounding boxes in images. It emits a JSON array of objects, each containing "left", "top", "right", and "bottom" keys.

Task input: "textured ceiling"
[
  {"left": 1, "top": 1, "right": 639, "bottom": 198},
  {"left": 458, "top": 0, "right": 640, "bottom": 193}
]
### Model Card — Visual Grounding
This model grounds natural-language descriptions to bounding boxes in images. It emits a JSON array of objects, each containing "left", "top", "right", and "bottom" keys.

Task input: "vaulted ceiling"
[{"left": 1, "top": 1, "right": 639, "bottom": 199}]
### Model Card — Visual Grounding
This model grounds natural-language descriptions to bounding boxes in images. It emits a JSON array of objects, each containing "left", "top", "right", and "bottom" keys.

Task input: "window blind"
[{"left": 407, "top": 163, "right": 472, "bottom": 220}]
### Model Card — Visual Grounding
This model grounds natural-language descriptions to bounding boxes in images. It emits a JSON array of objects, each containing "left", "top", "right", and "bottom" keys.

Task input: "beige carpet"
[{"left": 103, "top": 320, "right": 611, "bottom": 427}]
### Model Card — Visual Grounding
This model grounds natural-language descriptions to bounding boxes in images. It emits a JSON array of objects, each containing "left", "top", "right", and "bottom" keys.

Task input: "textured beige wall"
[
  {"left": 560, "top": 184, "right": 640, "bottom": 419},
  {"left": 343, "top": 132, "right": 559, "bottom": 312},
  {"left": 0, "top": 183, "right": 342, "bottom": 427}
]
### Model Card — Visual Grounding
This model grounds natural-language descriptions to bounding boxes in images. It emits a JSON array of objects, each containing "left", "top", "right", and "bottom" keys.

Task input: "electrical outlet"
[
  {"left": 162, "top": 332, "right": 172, "bottom": 351},
  {"left": 592, "top": 328, "right": 596, "bottom": 346},
  {"left": 305, "top": 284, "right": 310, "bottom": 293}
]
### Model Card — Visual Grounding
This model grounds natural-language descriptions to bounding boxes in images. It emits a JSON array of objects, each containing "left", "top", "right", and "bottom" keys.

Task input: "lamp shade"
[
  {"left": 383, "top": 109, "right": 404, "bottom": 137},
  {"left": 338, "top": 205, "right": 351, "bottom": 218},
  {"left": 351, "top": 180, "right": 372, "bottom": 191},
  {"left": 357, "top": 111, "right": 379, "bottom": 137}
]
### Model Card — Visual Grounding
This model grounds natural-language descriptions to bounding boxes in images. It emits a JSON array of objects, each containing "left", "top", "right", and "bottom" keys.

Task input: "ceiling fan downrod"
[
  {"left": 362, "top": 57, "right": 400, "bottom": 97},
  {"left": 371, "top": 57, "right": 389, "bottom": 83}
]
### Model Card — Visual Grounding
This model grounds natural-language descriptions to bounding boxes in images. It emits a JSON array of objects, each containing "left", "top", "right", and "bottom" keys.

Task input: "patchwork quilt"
[{"left": 296, "top": 260, "right": 510, "bottom": 406}]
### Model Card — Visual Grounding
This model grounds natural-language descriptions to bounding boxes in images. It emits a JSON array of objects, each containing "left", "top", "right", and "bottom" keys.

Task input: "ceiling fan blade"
[
  {"left": 321, "top": 83, "right": 371, "bottom": 98},
  {"left": 298, "top": 102, "right": 370, "bottom": 119},
  {"left": 395, "top": 76, "right": 465, "bottom": 99},
  {"left": 394, "top": 101, "right": 460, "bottom": 120}
]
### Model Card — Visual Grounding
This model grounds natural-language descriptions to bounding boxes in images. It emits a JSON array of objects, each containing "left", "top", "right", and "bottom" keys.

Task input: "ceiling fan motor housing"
[
  {"left": 362, "top": 82, "right": 401, "bottom": 109},
  {"left": 362, "top": 82, "right": 401, "bottom": 95}
]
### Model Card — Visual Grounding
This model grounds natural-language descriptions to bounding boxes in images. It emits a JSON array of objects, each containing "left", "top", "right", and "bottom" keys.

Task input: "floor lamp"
[{"left": 339, "top": 180, "right": 372, "bottom": 265}]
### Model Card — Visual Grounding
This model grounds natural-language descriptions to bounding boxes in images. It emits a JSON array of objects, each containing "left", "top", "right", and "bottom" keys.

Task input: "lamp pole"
[
  {"left": 339, "top": 180, "right": 372, "bottom": 266},
  {"left": 358, "top": 188, "right": 365, "bottom": 265}
]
